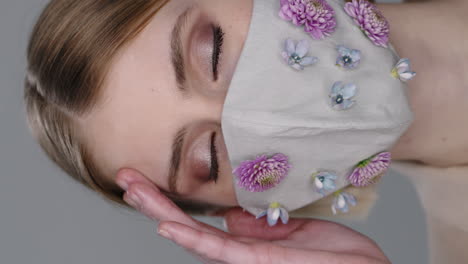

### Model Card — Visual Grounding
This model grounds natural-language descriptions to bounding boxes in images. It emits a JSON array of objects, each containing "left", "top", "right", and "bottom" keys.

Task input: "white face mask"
[{"left": 221, "top": 0, "right": 414, "bottom": 224}]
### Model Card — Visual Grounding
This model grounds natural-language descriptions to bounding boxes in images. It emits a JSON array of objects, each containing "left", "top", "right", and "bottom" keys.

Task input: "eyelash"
[
  {"left": 209, "top": 131, "right": 219, "bottom": 183},
  {"left": 211, "top": 25, "right": 224, "bottom": 81}
]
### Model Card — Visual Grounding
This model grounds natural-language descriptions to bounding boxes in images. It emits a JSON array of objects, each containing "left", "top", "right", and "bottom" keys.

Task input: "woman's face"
[{"left": 77, "top": 0, "right": 253, "bottom": 207}]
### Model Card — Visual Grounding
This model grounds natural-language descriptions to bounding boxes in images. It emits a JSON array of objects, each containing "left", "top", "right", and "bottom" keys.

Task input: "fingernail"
[
  {"left": 116, "top": 177, "right": 129, "bottom": 191},
  {"left": 158, "top": 227, "right": 173, "bottom": 240},
  {"left": 124, "top": 191, "right": 142, "bottom": 209}
]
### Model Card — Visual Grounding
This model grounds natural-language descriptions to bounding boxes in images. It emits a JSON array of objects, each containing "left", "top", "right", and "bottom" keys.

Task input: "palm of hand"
[{"left": 117, "top": 169, "right": 390, "bottom": 264}]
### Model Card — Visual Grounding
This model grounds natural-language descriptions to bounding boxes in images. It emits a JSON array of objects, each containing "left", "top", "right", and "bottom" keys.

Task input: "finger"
[
  {"left": 116, "top": 168, "right": 195, "bottom": 226},
  {"left": 129, "top": 183, "right": 252, "bottom": 240},
  {"left": 158, "top": 221, "right": 359, "bottom": 264},
  {"left": 159, "top": 222, "right": 383, "bottom": 264},
  {"left": 117, "top": 169, "right": 260, "bottom": 242},
  {"left": 224, "top": 208, "right": 309, "bottom": 240},
  {"left": 118, "top": 169, "right": 236, "bottom": 239},
  {"left": 124, "top": 183, "right": 196, "bottom": 225},
  {"left": 116, "top": 168, "right": 161, "bottom": 192},
  {"left": 158, "top": 221, "right": 258, "bottom": 264}
]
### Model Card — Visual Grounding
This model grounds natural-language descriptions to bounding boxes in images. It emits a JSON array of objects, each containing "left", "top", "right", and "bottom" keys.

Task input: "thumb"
[{"left": 223, "top": 208, "right": 308, "bottom": 240}]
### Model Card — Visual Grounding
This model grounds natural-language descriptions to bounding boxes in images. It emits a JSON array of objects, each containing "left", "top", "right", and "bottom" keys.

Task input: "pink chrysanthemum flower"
[
  {"left": 233, "top": 153, "right": 291, "bottom": 192},
  {"left": 279, "top": 0, "right": 337, "bottom": 40},
  {"left": 344, "top": 0, "right": 390, "bottom": 48},
  {"left": 348, "top": 152, "right": 391, "bottom": 187}
]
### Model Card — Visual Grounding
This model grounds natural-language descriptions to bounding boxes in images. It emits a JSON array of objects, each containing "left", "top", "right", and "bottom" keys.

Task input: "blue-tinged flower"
[
  {"left": 391, "top": 58, "right": 416, "bottom": 82},
  {"left": 331, "top": 191, "right": 357, "bottom": 215},
  {"left": 281, "top": 39, "right": 319, "bottom": 71},
  {"left": 329, "top": 81, "right": 358, "bottom": 110},
  {"left": 312, "top": 171, "right": 337, "bottom": 196},
  {"left": 256, "top": 202, "right": 289, "bottom": 227},
  {"left": 336, "top": 45, "right": 361, "bottom": 69}
]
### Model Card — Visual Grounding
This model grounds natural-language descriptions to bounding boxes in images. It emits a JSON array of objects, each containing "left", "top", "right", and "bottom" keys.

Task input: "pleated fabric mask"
[{"left": 221, "top": 0, "right": 415, "bottom": 225}]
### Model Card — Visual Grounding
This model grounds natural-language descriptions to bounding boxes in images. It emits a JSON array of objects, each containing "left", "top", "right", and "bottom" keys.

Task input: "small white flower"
[
  {"left": 331, "top": 191, "right": 357, "bottom": 215},
  {"left": 281, "top": 39, "right": 319, "bottom": 71},
  {"left": 256, "top": 202, "right": 289, "bottom": 226},
  {"left": 312, "top": 171, "right": 337, "bottom": 196},
  {"left": 336, "top": 45, "right": 361, "bottom": 69},
  {"left": 329, "top": 81, "right": 358, "bottom": 111},
  {"left": 391, "top": 58, "right": 416, "bottom": 82}
]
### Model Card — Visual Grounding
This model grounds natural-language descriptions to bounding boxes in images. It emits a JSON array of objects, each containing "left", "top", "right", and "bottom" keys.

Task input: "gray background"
[{"left": 0, "top": 0, "right": 428, "bottom": 263}]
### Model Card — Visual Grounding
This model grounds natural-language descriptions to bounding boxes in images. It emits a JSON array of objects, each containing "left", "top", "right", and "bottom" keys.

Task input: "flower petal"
[
  {"left": 279, "top": 208, "right": 289, "bottom": 224},
  {"left": 299, "top": 56, "right": 319, "bottom": 66},
  {"left": 348, "top": 152, "right": 391, "bottom": 187},
  {"left": 337, "top": 45, "right": 350, "bottom": 56},
  {"left": 341, "top": 99, "right": 355, "bottom": 110},
  {"left": 323, "top": 179, "right": 336, "bottom": 191},
  {"left": 285, "top": 39, "right": 296, "bottom": 56},
  {"left": 343, "top": 192, "right": 357, "bottom": 206},
  {"left": 280, "top": 0, "right": 288, "bottom": 6},
  {"left": 341, "top": 203, "right": 350, "bottom": 213},
  {"left": 344, "top": 3, "right": 358, "bottom": 18},
  {"left": 341, "top": 83, "right": 357, "bottom": 99},
  {"left": 337, "top": 195, "right": 346, "bottom": 209},
  {"left": 396, "top": 58, "right": 410, "bottom": 70},
  {"left": 267, "top": 215, "right": 279, "bottom": 227},
  {"left": 322, "top": 172, "right": 337, "bottom": 179},
  {"left": 350, "top": 49, "right": 361, "bottom": 62},
  {"left": 256, "top": 211, "right": 267, "bottom": 219},
  {"left": 309, "top": 29, "right": 325, "bottom": 40},
  {"left": 291, "top": 64, "right": 304, "bottom": 71},
  {"left": 295, "top": 39, "right": 310, "bottom": 57},
  {"left": 349, "top": 61, "right": 360, "bottom": 69},
  {"left": 314, "top": 177, "right": 324, "bottom": 189},
  {"left": 331, "top": 204, "right": 337, "bottom": 215},
  {"left": 331, "top": 81, "right": 343, "bottom": 95},
  {"left": 268, "top": 207, "right": 280, "bottom": 222},
  {"left": 234, "top": 154, "right": 290, "bottom": 192},
  {"left": 344, "top": 0, "right": 389, "bottom": 47},
  {"left": 281, "top": 51, "right": 290, "bottom": 62},
  {"left": 399, "top": 71, "right": 416, "bottom": 82},
  {"left": 330, "top": 96, "right": 338, "bottom": 107}
]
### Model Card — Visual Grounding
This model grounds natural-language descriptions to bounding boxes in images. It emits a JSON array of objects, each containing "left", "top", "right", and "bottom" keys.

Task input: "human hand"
[{"left": 116, "top": 168, "right": 390, "bottom": 264}]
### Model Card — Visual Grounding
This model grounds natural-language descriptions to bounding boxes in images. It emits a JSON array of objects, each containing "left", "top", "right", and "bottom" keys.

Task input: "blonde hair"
[
  {"left": 24, "top": 0, "right": 172, "bottom": 208},
  {"left": 24, "top": 0, "right": 378, "bottom": 217}
]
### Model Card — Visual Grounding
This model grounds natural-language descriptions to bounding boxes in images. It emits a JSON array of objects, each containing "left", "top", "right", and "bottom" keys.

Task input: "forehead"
[{"left": 76, "top": 0, "right": 187, "bottom": 188}]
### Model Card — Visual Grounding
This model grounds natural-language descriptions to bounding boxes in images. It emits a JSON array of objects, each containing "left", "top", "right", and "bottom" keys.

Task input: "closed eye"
[
  {"left": 211, "top": 25, "right": 224, "bottom": 81},
  {"left": 208, "top": 131, "right": 219, "bottom": 183}
]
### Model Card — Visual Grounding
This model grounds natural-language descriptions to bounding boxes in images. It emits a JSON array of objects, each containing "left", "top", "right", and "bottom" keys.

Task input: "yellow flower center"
[
  {"left": 391, "top": 67, "right": 399, "bottom": 79},
  {"left": 256, "top": 171, "right": 280, "bottom": 186},
  {"left": 307, "top": 0, "right": 323, "bottom": 11},
  {"left": 270, "top": 202, "right": 281, "bottom": 209},
  {"left": 259, "top": 176, "right": 276, "bottom": 186},
  {"left": 374, "top": 11, "right": 383, "bottom": 21}
]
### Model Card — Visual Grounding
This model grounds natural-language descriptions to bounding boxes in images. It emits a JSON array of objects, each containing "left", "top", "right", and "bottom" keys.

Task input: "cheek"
[
  {"left": 87, "top": 104, "right": 181, "bottom": 192},
  {"left": 192, "top": 173, "right": 238, "bottom": 207}
]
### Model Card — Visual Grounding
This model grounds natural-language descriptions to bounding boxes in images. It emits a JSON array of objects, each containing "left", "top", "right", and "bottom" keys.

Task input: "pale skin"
[{"left": 77, "top": 0, "right": 468, "bottom": 262}]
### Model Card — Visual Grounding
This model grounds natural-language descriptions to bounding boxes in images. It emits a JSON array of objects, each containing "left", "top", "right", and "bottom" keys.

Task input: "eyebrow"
[
  {"left": 168, "top": 126, "right": 188, "bottom": 195},
  {"left": 171, "top": 6, "right": 194, "bottom": 92}
]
